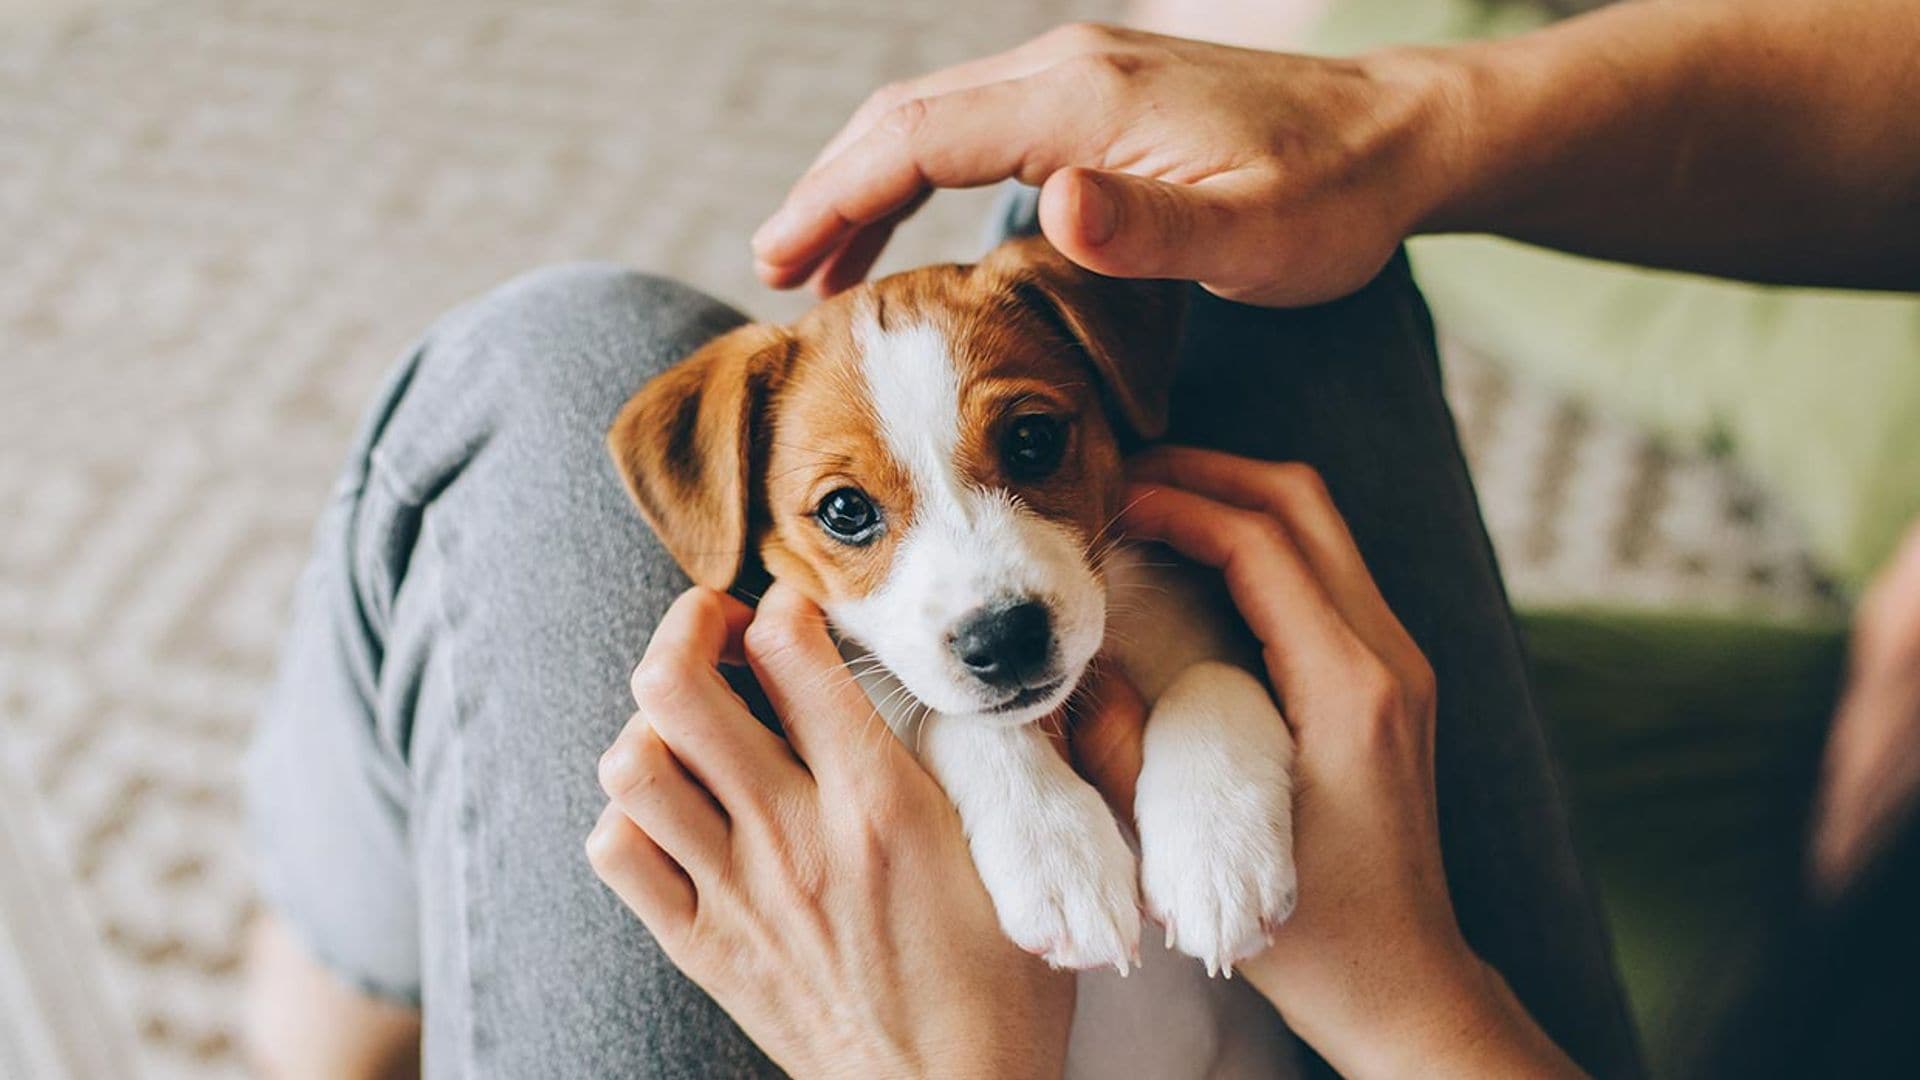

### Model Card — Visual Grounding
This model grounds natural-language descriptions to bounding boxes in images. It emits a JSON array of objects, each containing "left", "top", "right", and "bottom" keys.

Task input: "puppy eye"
[
  {"left": 815, "top": 487, "right": 882, "bottom": 545},
  {"left": 1002, "top": 414, "right": 1067, "bottom": 480}
]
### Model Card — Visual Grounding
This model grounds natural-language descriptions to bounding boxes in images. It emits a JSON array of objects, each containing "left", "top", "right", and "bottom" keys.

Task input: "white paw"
[
  {"left": 1136, "top": 661, "right": 1297, "bottom": 976},
  {"left": 969, "top": 778, "right": 1142, "bottom": 972}
]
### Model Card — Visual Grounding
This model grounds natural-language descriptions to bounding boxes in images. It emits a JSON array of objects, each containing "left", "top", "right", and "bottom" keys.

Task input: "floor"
[{"left": 0, "top": 0, "right": 1834, "bottom": 1075}]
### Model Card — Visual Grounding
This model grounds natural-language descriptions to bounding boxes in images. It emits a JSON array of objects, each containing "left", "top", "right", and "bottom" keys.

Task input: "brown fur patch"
[
  {"left": 608, "top": 236, "right": 1179, "bottom": 603},
  {"left": 752, "top": 251, "right": 1148, "bottom": 606}
]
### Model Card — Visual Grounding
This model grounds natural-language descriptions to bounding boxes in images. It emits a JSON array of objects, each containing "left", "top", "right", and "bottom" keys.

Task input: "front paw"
[
  {"left": 1137, "top": 661, "right": 1297, "bottom": 976},
  {"left": 969, "top": 779, "right": 1142, "bottom": 973}
]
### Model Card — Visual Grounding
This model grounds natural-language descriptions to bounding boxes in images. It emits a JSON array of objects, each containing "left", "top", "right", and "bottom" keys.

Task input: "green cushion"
[
  {"left": 1521, "top": 608, "right": 1845, "bottom": 1076},
  {"left": 1306, "top": 0, "right": 1920, "bottom": 591},
  {"left": 1416, "top": 242, "right": 1920, "bottom": 592}
]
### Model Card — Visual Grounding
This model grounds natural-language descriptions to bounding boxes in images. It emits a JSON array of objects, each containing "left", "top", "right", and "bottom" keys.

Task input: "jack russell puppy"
[{"left": 610, "top": 236, "right": 1302, "bottom": 1077}]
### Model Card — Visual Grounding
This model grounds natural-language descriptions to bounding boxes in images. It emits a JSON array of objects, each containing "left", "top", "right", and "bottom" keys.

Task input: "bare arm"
[
  {"left": 1432, "top": 0, "right": 1920, "bottom": 289},
  {"left": 755, "top": 2, "right": 1920, "bottom": 304}
]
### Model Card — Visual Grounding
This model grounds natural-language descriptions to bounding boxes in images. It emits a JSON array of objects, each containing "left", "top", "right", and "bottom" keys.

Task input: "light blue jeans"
[{"left": 248, "top": 198, "right": 1643, "bottom": 1077}]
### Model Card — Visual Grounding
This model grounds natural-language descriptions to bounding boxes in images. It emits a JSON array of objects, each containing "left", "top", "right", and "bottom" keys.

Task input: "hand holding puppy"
[
  {"left": 587, "top": 583, "right": 1079, "bottom": 1080},
  {"left": 589, "top": 449, "right": 1579, "bottom": 1078},
  {"left": 1104, "top": 448, "right": 1580, "bottom": 1079}
]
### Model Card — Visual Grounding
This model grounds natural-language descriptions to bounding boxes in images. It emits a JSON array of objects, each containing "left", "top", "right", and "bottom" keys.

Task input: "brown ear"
[
  {"left": 982, "top": 234, "right": 1186, "bottom": 440},
  {"left": 607, "top": 322, "right": 792, "bottom": 590}
]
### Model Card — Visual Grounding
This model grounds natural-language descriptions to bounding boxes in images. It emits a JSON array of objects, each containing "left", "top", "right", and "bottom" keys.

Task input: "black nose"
[{"left": 950, "top": 600, "right": 1054, "bottom": 690}]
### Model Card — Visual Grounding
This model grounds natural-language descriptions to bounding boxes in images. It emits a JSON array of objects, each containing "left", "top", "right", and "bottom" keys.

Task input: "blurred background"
[{"left": 2, "top": 0, "right": 1912, "bottom": 1076}]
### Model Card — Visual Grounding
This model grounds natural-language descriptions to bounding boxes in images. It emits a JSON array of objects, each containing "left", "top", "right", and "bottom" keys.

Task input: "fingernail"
[
  {"left": 1076, "top": 173, "right": 1119, "bottom": 247},
  {"left": 598, "top": 745, "right": 637, "bottom": 792}
]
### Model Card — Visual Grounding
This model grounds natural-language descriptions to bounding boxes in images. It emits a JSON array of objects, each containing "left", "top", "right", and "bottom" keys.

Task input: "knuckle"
[
  {"left": 1050, "top": 20, "right": 1118, "bottom": 51},
  {"left": 684, "top": 586, "right": 728, "bottom": 625},
  {"left": 878, "top": 96, "right": 931, "bottom": 144},
  {"left": 1265, "top": 461, "right": 1328, "bottom": 507},
  {"left": 1229, "top": 511, "right": 1287, "bottom": 554},
  {"left": 864, "top": 80, "right": 908, "bottom": 114},
  {"left": 1400, "top": 657, "right": 1438, "bottom": 720},
  {"left": 583, "top": 818, "right": 628, "bottom": 874},
  {"left": 742, "top": 614, "right": 804, "bottom": 668},
  {"left": 597, "top": 751, "right": 633, "bottom": 799},
  {"left": 1063, "top": 49, "right": 1135, "bottom": 94},
  {"left": 628, "top": 661, "right": 688, "bottom": 708},
  {"left": 1348, "top": 655, "right": 1404, "bottom": 721},
  {"left": 599, "top": 737, "right": 662, "bottom": 801}
]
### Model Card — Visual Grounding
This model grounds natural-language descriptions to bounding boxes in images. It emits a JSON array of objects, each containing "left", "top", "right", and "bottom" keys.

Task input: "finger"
[
  {"left": 639, "top": 587, "right": 753, "bottom": 676},
  {"left": 808, "top": 190, "right": 928, "bottom": 297},
  {"left": 1066, "top": 662, "right": 1147, "bottom": 821},
  {"left": 1127, "top": 450, "right": 1389, "bottom": 625},
  {"left": 585, "top": 800, "right": 696, "bottom": 941},
  {"left": 1118, "top": 483, "right": 1380, "bottom": 728},
  {"left": 754, "top": 72, "right": 1094, "bottom": 286},
  {"left": 1037, "top": 166, "right": 1275, "bottom": 286},
  {"left": 599, "top": 717, "right": 731, "bottom": 881},
  {"left": 633, "top": 590, "right": 806, "bottom": 807},
  {"left": 744, "top": 580, "right": 907, "bottom": 785},
  {"left": 1127, "top": 449, "right": 1424, "bottom": 678},
  {"left": 806, "top": 27, "right": 1095, "bottom": 173}
]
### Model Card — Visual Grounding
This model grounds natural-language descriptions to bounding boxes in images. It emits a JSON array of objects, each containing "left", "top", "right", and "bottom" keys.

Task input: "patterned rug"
[{"left": 0, "top": 0, "right": 1835, "bottom": 1075}]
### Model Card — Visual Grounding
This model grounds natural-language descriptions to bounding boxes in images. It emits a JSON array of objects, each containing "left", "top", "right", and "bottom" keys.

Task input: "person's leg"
[
  {"left": 245, "top": 265, "right": 777, "bottom": 1077},
  {"left": 993, "top": 187, "right": 1641, "bottom": 1076}
]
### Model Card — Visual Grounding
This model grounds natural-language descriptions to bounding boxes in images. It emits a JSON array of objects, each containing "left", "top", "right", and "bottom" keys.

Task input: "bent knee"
[
  {"left": 345, "top": 263, "right": 747, "bottom": 512},
  {"left": 428, "top": 262, "right": 748, "bottom": 428}
]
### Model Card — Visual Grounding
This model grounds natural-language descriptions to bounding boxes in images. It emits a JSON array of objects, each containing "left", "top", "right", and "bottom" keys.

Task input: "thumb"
[
  {"left": 1037, "top": 166, "right": 1256, "bottom": 285},
  {"left": 744, "top": 581, "right": 905, "bottom": 783}
]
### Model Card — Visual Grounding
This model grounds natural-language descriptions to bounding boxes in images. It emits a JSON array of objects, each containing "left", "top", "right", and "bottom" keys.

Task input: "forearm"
[
  {"left": 1407, "top": 0, "right": 1920, "bottom": 288},
  {"left": 1241, "top": 939, "right": 1584, "bottom": 1079}
]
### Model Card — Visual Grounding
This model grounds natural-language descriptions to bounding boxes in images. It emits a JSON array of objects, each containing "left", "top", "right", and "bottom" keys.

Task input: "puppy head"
[{"left": 610, "top": 235, "right": 1183, "bottom": 724}]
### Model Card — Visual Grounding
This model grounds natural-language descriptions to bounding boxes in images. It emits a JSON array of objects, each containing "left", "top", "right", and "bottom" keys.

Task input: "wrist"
[
  {"left": 919, "top": 982, "right": 1070, "bottom": 1080},
  {"left": 1351, "top": 43, "right": 1482, "bottom": 242},
  {"left": 1363, "top": 955, "right": 1582, "bottom": 1079},
  {"left": 1242, "top": 933, "right": 1578, "bottom": 1079}
]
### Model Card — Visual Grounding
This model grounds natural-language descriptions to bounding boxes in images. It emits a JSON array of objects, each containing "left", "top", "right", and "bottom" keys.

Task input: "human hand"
[
  {"left": 1094, "top": 446, "right": 1579, "bottom": 1078},
  {"left": 1812, "top": 521, "right": 1920, "bottom": 896},
  {"left": 752, "top": 24, "right": 1459, "bottom": 306},
  {"left": 586, "top": 582, "right": 1074, "bottom": 1079}
]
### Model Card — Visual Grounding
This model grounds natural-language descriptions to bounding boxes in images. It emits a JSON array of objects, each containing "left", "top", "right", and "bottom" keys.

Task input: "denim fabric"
[{"left": 249, "top": 212, "right": 1640, "bottom": 1077}]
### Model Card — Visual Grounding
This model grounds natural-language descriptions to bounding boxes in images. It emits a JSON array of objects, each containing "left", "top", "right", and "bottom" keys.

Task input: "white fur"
[
  {"left": 821, "top": 321, "right": 1302, "bottom": 1078},
  {"left": 1136, "top": 662, "right": 1297, "bottom": 973},
  {"left": 919, "top": 718, "right": 1141, "bottom": 971},
  {"left": 1106, "top": 554, "right": 1298, "bottom": 976},
  {"left": 827, "top": 317, "right": 1103, "bottom": 724},
  {"left": 1066, "top": 548, "right": 1301, "bottom": 1079}
]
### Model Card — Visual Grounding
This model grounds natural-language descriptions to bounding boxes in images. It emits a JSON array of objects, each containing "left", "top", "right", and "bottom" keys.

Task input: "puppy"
[{"left": 610, "top": 236, "right": 1301, "bottom": 1077}]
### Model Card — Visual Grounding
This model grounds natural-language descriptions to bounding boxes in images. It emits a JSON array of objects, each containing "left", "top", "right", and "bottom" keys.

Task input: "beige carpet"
[{"left": 0, "top": 0, "right": 1836, "bottom": 1075}]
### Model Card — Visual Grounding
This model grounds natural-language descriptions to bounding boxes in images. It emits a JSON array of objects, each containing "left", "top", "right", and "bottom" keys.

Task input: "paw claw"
[
  {"left": 1135, "top": 689, "right": 1297, "bottom": 976},
  {"left": 971, "top": 781, "right": 1142, "bottom": 974}
]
